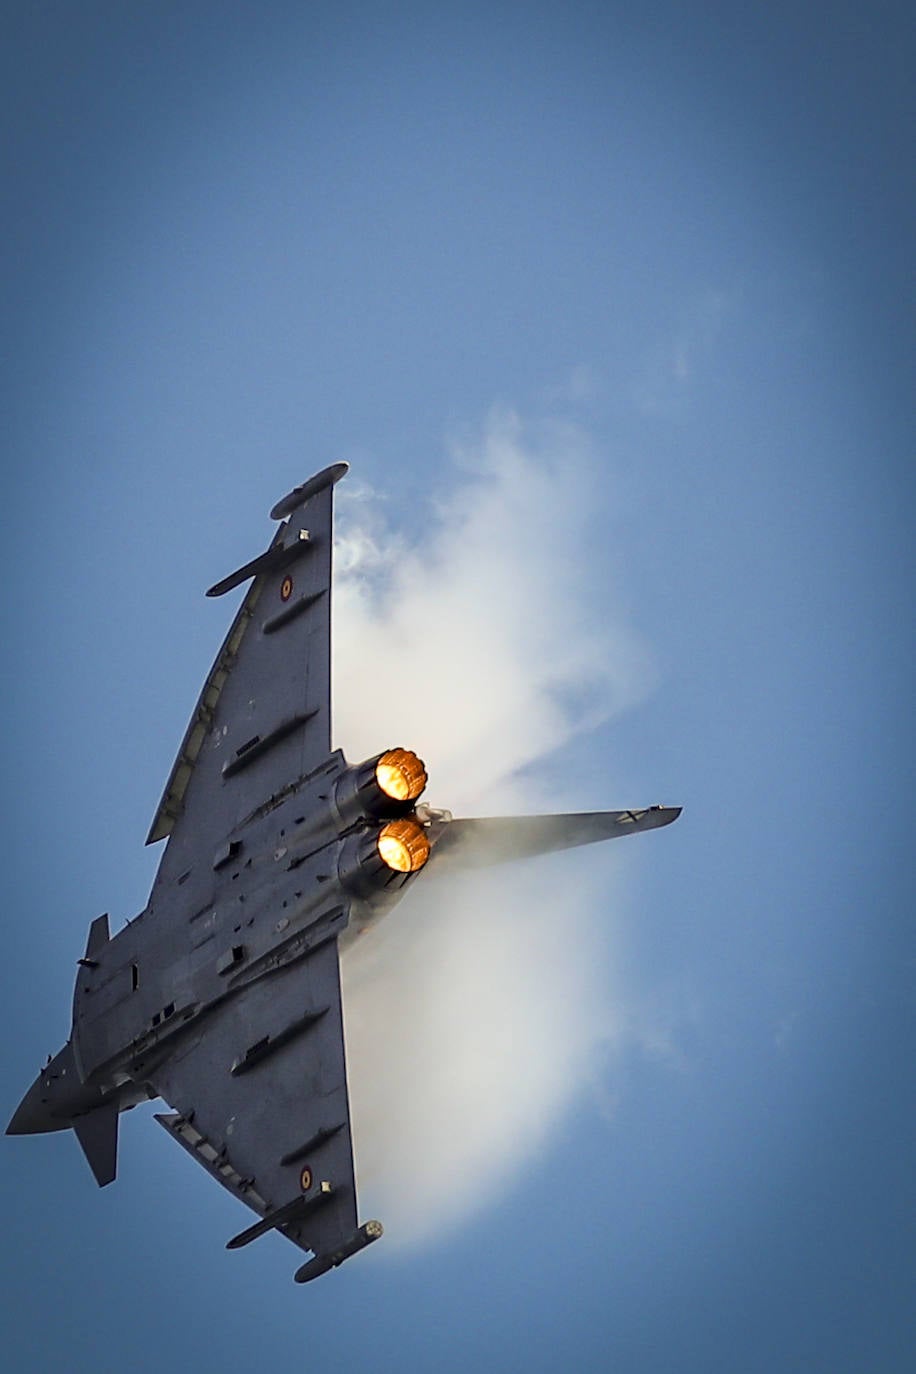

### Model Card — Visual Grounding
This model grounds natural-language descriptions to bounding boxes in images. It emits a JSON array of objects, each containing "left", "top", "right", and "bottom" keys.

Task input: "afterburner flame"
[
  {"left": 375, "top": 749, "right": 428, "bottom": 803},
  {"left": 377, "top": 818, "right": 431, "bottom": 873}
]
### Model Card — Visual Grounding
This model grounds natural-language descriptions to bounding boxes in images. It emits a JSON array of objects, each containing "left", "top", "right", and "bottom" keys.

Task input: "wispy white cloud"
[
  {"left": 542, "top": 362, "right": 602, "bottom": 407},
  {"left": 634, "top": 287, "right": 736, "bottom": 414},
  {"left": 332, "top": 411, "right": 659, "bottom": 1249},
  {"left": 333, "top": 409, "right": 653, "bottom": 811}
]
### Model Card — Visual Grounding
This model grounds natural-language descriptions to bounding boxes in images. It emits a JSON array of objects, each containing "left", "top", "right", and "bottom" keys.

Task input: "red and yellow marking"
[
  {"left": 299, "top": 1165, "right": 313, "bottom": 1192},
  {"left": 280, "top": 574, "right": 294, "bottom": 602}
]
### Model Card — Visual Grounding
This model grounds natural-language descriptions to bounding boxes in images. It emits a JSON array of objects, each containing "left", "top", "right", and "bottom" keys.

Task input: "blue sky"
[{"left": 2, "top": 4, "right": 913, "bottom": 1372}]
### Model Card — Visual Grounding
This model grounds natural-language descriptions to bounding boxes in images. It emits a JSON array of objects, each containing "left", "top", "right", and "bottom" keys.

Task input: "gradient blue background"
[{"left": 2, "top": 4, "right": 913, "bottom": 1371}]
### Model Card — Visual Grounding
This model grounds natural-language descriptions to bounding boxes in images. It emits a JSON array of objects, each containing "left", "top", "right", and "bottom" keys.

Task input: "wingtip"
[
  {"left": 292, "top": 1219, "right": 384, "bottom": 1284},
  {"left": 270, "top": 463, "right": 349, "bottom": 520},
  {"left": 653, "top": 805, "right": 682, "bottom": 827}
]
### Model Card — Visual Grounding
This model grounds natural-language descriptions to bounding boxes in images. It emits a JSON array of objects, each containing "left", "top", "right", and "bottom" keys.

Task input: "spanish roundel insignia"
[
  {"left": 299, "top": 1165, "right": 313, "bottom": 1192},
  {"left": 280, "top": 574, "right": 294, "bottom": 602}
]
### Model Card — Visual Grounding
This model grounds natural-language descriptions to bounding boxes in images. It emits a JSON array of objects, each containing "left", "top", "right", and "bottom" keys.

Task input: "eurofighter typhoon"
[{"left": 7, "top": 464, "right": 680, "bottom": 1283}]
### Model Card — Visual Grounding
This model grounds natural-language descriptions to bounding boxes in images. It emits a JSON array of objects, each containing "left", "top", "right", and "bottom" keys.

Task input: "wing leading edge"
[{"left": 146, "top": 463, "right": 346, "bottom": 886}]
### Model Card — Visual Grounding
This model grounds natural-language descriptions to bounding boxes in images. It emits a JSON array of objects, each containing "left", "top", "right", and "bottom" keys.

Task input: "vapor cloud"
[{"left": 332, "top": 412, "right": 653, "bottom": 1249}]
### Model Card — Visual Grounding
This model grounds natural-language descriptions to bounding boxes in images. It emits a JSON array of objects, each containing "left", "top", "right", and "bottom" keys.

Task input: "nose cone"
[
  {"left": 7, "top": 1042, "right": 78, "bottom": 1135},
  {"left": 6, "top": 1072, "right": 66, "bottom": 1135}
]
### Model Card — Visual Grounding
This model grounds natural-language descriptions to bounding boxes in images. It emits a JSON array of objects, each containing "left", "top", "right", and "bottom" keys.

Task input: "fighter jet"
[{"left": 7, "top": 464, "right": 680, "bottom": 1283}]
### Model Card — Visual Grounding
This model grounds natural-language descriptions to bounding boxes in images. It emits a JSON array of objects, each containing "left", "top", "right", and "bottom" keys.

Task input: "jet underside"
[{"left": 8, "top": 462, "right": 680, "bottom": 1283}]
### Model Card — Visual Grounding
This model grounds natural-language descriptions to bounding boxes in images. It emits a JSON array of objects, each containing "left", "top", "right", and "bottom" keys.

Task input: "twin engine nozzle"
[{"left": 336, "top": 748, "right": 432, "bottom": 894}]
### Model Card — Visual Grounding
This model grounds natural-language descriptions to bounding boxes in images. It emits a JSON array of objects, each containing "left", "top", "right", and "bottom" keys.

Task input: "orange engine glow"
[
  {"left": 375, "top": 748, "right": 428, "bottom": 803},
  {"left": 377, "top": 818, "right": 431, "bottom": 873}
]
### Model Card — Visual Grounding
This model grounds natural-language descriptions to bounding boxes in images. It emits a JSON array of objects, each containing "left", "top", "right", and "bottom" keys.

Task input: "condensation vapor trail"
[{"left": 331, "top": 413, "right": 651, "bottom": 1249}]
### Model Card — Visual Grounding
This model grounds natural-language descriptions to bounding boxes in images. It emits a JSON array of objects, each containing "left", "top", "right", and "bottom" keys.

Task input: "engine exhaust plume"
[
  {"left": 377, "top": 818, "right": 430, "bottom": 873},
  {"left": 375, "top": 749, "right": 427, "bottom": 803}
]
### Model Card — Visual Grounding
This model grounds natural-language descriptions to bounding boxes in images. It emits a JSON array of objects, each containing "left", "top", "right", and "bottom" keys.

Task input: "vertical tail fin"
[{"left": 84, "top": 913, "right": 110, "bottom": 960}]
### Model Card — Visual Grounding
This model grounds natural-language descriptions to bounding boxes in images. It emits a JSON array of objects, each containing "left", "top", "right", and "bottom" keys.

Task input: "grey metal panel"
[
  {"left": 146, "top": 541, "right": 278, "bottom": 845},
  {"left": 147, "top": 481, "right": 337, "bottom": 891},
  {"left": 149, "top": 938, "right": 359, "bottom": 1264}
]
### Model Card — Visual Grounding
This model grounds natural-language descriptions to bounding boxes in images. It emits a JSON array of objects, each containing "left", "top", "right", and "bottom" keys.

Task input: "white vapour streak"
[{"left": 332, "top": 412, "right": 651, "bottom": 1249}]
